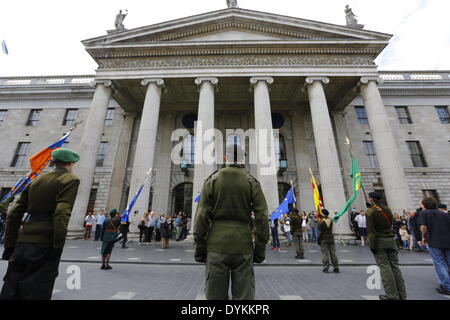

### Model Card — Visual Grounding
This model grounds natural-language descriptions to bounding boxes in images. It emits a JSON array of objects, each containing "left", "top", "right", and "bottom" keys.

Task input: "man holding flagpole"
[{"left": 0, "top": 148, "right": 80, "bottom": 300}]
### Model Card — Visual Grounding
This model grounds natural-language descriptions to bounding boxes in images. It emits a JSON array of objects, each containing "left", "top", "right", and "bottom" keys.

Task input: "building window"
[
  {"left": 86, "top": 189, "right": 97, "bottom": 215},
  {"left": 363, "top": 141, "right": 379, "bottom": 168},
  {"left": 395, "top": 106, "right": 412, "bottom": 124},
  {"left": 62, "top": 109, "right": 78, "bottom": 126},
  {"left": 0, "top": 110, "right": 7, "bottom": 126},
  {"left": 96, "top": 142, "right": 108, "bottom": 167},
  {"left": 406, "top": 141, "right": 427, "bottom": 167},
  {"left": 355, "top": 107, "right": 368, "bottom": 124},
  {"left": 11, "top": 142, "right": 30, "bottom": 167},
  {"left": 274, "top": 134, "right": 287, "bottom": 161},
  {"left": 436, "top": 106, "right": 450, "bottom": 124},
  {"left": 26, "top": 109, "right": 42, "bottom": 126},
  {"left": 181, "top": 134, "right": 195, "bottom": 165},
  {"left": 226, "top": 134, "right": 244, "bottom": 163},
  {"left": 422, "top": 190, "right": 440, "bottom": 203},
  {"left": 105, "top": 108, "right": 115, "bottom": 125}
]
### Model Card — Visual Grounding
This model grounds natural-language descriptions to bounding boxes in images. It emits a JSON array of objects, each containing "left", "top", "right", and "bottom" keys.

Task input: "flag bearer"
[
  {"left": 0, "top": 148, "right": 80, "bottom": 300},
  {"left": 100, "top": 209, "right": 121, "bottom": 270},
  {"left": 194, "top": 143, "right": 269, "bottom": 300},
  {"left": 317, "top": 209, "right": 339, "bottom": 273},
  {"left": 366, "top": 192, "right": 407, "bottom": 300},
  {"left": 291, "top": 208, "right": 305, "bottom": 259}
]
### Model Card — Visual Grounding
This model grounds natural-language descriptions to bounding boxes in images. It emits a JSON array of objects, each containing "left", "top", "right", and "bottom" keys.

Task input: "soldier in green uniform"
[
  {"left": 317, "top": 209, "right": 339, "bottom": 273},
  {"left": 194, "top": 143, "right": 269, "bottom": 300},
  {"left": 290, "top": 208, "right": 305, "bottom": 259},
  {"left": 100, "top": 209, "right": 122, "bottom": 270},
  {"left": 366, "top": 192, "right": 407, "bottom": 300},
  {"left": 0, "top": 196, "right": 15, "bottom": 244},
  {"left": 0, "top": 148, "right": 80, "bottom": 300}
]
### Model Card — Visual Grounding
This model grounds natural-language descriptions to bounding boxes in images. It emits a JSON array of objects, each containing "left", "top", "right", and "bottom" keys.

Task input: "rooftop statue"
[
  {"left": 226, "top": 0, "right": 238, "bottom": 9},
  {"left": 345, "top": 5, "right": 364, "bottom": 29},
  {"left": 114, "top": 9, "right": 128, "bottom": 30}
]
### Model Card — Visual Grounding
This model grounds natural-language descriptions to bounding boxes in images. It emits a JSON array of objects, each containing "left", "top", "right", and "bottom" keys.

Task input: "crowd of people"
[{"left": 81, "top": 209, "right": 191, "bottom": 250}]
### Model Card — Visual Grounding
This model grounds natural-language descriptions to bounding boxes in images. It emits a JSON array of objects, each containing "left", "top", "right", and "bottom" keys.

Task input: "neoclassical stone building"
[{"left": 0, "top": 7, "right": 449, "bottom": 238}]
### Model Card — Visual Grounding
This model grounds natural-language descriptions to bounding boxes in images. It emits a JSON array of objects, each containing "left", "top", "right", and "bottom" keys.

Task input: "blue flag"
[
  {"left": 121, "top": 168, "right": 152, "bottom": 223},
  {"left": 121, "top": 183, "right": 145, "bottom": 223},
  {"left": 270, "top": 187, "right": 295, "bottom": 221},
  {"left": 2, "top": 40, "right": 8, "bottom": 55},
  {"left": 194, "top": 192, "right": 200, "bottom": 203}
]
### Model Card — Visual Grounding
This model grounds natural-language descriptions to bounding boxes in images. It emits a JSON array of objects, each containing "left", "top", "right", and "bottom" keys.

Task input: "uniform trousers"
[
  {"left": 372, "top": 237, "right": 407, "bottom": 300},
  {"left": 205, "top": 252, "right": 254, "bottom": 300},
  {"left": 320, "top": 239, "right": 339, "bottom": 269},
  {"left": 0, "top": 243, "right": 61, "bottom": 300}
]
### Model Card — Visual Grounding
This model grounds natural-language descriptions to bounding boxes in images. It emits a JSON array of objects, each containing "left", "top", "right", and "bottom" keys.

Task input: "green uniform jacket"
[
  {"left": 4, "top": 167, "right": 80, "bottom": 249},
  {"left": 291, "top": 214, "right": 303, "bottom": 233},
  {"left": 365, "top": 203, "right": 394, "bottom": 250},
  {"left": 318, "top": 218, "right": 335, "bottom": 241},
  {"left": 0, "top": 196, "right": 15, "bottom": 214},
  {"left": 194, "top": 165, "right": 269, "bottom": 258}
]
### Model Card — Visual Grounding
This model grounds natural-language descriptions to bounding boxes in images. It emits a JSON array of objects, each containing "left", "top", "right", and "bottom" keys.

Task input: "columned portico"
[
  {"left": 250, "top": 77, "right": 279, "bottom": 214},
  {"left": 305, "top": 77, "right": 352, "bottom": 236},
  {"left": 191, "top": 77, "right": 218, "bottom": 225},
  {"left": 127, "top": 78, "right": 164, "bottom": 233},
  {"left": 68, "top": 80, "right": 112, "bottom": 238},
  {"left": 360, "top": 77, "right": 413, "bottom": 212}
]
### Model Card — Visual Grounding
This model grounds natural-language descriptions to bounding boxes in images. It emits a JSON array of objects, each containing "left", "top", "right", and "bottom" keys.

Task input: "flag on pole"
[
  {"left": 333, "top": 156, "right": 362, "bottom": 223},
  {"left": 121, "top": 168, "right": 152, "bottom": 223},
  {"left": 1, "top": 40, "right": 8, "bottom": 55},
  {"left": 270, "top": 186, "right": 295, "bottom": 221},
  {"left": 309, "top": 168, "right": 324, "bottom": 214},
  {"left": 0, "top": 125, "right": 79, "bottom": 202},
  {"left": 194, "top": 192, "right": 201, "bottom": 203}
]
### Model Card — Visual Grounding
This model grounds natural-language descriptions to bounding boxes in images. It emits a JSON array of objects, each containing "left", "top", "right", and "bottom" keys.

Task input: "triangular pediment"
[{"left": 83, "top": 8, "right": 392, "bottom": 47}]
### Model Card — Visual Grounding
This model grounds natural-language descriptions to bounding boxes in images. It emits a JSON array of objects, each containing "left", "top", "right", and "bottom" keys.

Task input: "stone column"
[
  {"left": 68, "top": 80, "right": 112, "bottom": 238},
  {"left": 291, "top": 107, "right": 314, "bottom": 213},
  {"left": 250, "top": 77, "right": 279, "bottom": 214},
  {"left": 191, "top": 77, "right": 218, "bottom": 225},
  {"left": 106, "top": 111, "right": 136, "bottom": 211},
  {"left": 151, "top": 113, "right": 175, "bottom": 215},
  {"left": 127, "top": 79, "right": 164, "bottom": 233},
  {"left": 305, "top": 77, "right": 352, "bottom": 236},
  {"left": 360, "top": 77, "right": 413, "bottom": 212}
]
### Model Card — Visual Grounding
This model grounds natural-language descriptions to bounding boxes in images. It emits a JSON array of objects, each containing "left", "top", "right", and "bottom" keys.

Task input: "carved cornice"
[
  {"left": 92, "top": 47, "right": 380, "bottom": 59},
  {"left": 99, "top": 54, "right": 375, "bottom": 69},
  {"left": 0, "top": 94, "right": 94, "bottom": 101},
  {"left": 379, "top": 89, "right": 450, "bottom": 96}
]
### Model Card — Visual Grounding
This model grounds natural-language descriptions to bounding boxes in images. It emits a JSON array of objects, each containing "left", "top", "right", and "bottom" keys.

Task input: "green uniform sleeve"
[
  {"left": 193, "top": 178, "right": 213, "bottom": 258},
  {"left": 365, "top": 209, "right": 376, "bottom": 250},
  {"left": 53, "top": 178, "right": 80, "bottom": 248},
  {"left": 4, "top": 187, "right": 29, "bottom": 249},
  {"left": 250, "top": 178, "right": 269, "bottom": 259}
]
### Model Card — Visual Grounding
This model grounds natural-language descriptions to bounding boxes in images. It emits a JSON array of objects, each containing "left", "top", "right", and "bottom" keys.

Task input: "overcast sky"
[{"left": 0, "top": 0, "right": 449, "bottom": 76}]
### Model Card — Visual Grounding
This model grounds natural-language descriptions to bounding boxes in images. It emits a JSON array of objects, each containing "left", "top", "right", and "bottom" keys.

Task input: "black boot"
[{"left": 333, "top": 268, "right": 340, "bottom": 273}]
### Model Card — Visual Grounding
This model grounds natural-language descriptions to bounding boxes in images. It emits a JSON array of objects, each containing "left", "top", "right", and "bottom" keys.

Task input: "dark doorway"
[{"left": 172, "top": 183, "right": 193, "bottom": 218}]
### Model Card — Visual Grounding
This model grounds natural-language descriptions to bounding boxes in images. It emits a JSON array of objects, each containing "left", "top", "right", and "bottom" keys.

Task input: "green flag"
[{"left": 333, "top": 156, "right": 362, "bottom": 223}]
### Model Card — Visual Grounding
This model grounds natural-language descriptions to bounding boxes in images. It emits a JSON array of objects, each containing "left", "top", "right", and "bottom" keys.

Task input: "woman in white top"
[
  {"left": 355, "top": 211, "right": 367, "bottom": 246},
  {"left": 84, "top": 213, "right": 96, "bottom": 240}
]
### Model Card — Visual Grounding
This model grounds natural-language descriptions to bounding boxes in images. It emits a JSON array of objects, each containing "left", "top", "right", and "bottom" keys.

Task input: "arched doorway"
[{"left": 171, "top": 182, "right": 193, "bottom": 218}]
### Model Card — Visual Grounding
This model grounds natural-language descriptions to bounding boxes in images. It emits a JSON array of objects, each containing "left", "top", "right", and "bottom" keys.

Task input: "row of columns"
[{"left": 67, "top": 76, "right": 413, "bottom": 238}]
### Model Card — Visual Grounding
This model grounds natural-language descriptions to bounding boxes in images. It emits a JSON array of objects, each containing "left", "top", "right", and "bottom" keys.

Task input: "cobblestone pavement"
[
  {"left": 53, "top": 239, "right": 434, "bottom": 266},
  {"left": 1, "top": 239, "right": 448, "bottom": 300},
  {"left": 0, "top": 261, "right": 447, "bottom": 300}
]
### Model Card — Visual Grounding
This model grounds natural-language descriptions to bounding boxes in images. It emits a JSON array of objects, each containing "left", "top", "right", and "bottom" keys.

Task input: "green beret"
[
  {"left": 51, "top": 148, "right": 80, "bottom": 163},
  {"left": 109, "top": 208, "right": 118, "bottom": 216}
]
